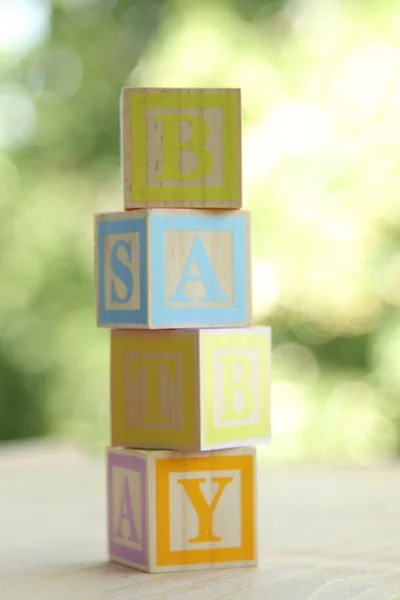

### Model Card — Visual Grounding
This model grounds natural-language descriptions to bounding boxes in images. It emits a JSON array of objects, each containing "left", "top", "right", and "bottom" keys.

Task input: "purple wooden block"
[{"left": 108, "top": 450, "right": 147, "bottom": 567}]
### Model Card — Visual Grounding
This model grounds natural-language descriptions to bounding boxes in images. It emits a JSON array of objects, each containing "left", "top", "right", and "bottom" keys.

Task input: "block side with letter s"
[{"left": 95, "top": 211, "right": 148, "bottom": 328}]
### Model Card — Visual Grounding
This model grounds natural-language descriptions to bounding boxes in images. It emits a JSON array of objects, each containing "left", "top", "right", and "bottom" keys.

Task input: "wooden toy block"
[
  {"left": 95, "top": 208, "right": 252, "bottom": 329},
  {"left": 121, "top": 87, "right": 242, "bottom": 210},
  {"left": 110, "top": 327, "right": 270, "bottom": 451},
  {"left": 108, "top": 446, "right": 257, "bottom": 573}
]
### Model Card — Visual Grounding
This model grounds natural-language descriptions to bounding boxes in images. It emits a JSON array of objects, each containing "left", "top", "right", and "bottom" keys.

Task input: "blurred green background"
[{"left": 1, "top": 0, "right": 400, "bottom": 463}]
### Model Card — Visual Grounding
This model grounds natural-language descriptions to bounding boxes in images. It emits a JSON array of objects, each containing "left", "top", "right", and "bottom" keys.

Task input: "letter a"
[
  {"left": 154, "top": 113, "right": 214, "bottom": 181},
  {"left": 219, "top": 354, "right": 255, "bottom": 421},
  {"left": 169, "top": 237, "right": 229, "bottom": 303},
  {"left": 115, "top": 476, "right": 140, "bottom": 543},
  {"left": 178, "top": 476, "right": 233, "bottom": 543},
  {"left": 111, "top": 240, "right": 133, "bottom": 304}
]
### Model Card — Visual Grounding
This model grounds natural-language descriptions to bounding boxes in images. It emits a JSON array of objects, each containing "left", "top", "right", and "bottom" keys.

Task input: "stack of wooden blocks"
[{"left": 94, "top": 88, "right": 271, "bottom": 573}]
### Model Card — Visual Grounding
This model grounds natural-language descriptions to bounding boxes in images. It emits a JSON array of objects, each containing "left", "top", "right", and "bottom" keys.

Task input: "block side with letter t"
[
  {"left": 110, "top": 329, "right": 201, "bottom": 450},
  {"left": 121, "top": 87, "right": 242, "bottom": 210},
  {"left": 109, "top": 447, "right": 257, "bottom": 573}
]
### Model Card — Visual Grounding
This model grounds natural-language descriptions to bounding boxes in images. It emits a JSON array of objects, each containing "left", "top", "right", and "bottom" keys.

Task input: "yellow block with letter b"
[
  {"left": 110, "top": 327, "right": 271, "bottom": 451},
  {"left": 121, "top": 88, "right": 242, "bottom": 209}
]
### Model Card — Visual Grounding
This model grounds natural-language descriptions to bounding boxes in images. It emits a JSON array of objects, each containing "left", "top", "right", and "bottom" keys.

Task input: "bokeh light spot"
[
  {"left": 0, "top": 0, "right": 50, "bottom": 57},
  {"left": 0, "top": 87, "right": 37, "bottom": 150}
]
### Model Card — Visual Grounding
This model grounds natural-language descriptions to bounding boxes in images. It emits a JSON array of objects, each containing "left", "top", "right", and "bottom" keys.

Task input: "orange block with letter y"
[{"left": 107, "top": 446, "right": 256, "bottom": 572}]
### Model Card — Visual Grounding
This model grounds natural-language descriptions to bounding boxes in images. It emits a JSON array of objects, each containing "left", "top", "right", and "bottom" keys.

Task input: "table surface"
[{"left": 1, "top": 440, "right": 400, "bottom": 600}]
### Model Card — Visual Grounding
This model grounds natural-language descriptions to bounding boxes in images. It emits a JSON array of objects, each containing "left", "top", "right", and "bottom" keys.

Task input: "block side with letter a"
[
  {"left": 149, "top": 208, "right": 252, "bottom": 328},
  {"left": 108, "top": 447, "right": 257, "bottom": 573},
  {"left": 107, "top": 448, "right": 150, "bottom": 571},
  {"left": 121, "top": 87, "right": 242, "bottom": 210}
]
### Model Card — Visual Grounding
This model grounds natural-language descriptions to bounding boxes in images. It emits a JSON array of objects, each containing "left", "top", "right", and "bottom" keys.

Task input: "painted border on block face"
[
  {"left": 97, "top": 216, "right": 147, "bottom": 326},
  {"left": 202, "top": 328, "right": 271, "bottom": 448},
  {"left": 150, "top": 213, "right": 247, "bottom": 327},
  {"left": 128, "top": 89, "right": 241, "bottom": 206},
  {"left": 108, "top": 451, "right": 148, "bottom": 567},
  {"left": 155, "top": 453, "right": 255, "bottom": 567}
]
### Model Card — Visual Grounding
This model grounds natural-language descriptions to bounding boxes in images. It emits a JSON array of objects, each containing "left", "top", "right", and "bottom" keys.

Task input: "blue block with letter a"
[{"left": 95, "top": 209, "right": 252, "bottom": 329}]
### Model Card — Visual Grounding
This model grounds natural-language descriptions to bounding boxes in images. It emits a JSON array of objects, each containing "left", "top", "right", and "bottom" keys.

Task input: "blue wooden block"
[{"left": 95, "top": 209, "right": 252, "bottom": 329}]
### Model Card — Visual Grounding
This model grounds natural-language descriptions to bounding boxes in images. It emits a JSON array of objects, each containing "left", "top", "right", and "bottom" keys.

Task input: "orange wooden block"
[{"left": 108, "top": 446, "right": 257, "bottom": 573}]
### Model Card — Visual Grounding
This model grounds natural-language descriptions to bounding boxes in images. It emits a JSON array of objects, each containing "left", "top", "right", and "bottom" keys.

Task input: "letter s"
[{"left": 111, "top": 240, "right": 133, "bottom": 304}]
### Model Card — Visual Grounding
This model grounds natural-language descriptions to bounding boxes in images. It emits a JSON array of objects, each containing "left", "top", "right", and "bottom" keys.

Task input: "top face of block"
[{"left": 121, "top": 88, "right": 242, "bottom": 210}]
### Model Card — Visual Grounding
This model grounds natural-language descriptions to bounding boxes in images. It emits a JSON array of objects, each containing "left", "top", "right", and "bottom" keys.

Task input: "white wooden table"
[{"left": 1, "top": 440, "right": 399, "bottom": 599}]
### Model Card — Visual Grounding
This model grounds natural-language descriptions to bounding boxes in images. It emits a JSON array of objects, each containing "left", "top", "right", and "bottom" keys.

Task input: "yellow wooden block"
[
  {"left": 121, "top": 88, "right": 242, "bottom": 209},
  {"left": 111, "top": 327, "right": 271, "bottom": 451},
  {"left": 108, "top": 446, "right": 257, "bottom": 573}
]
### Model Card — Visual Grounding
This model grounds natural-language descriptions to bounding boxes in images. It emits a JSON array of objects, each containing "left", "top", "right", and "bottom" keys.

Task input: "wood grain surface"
[{"left": 1, "top": 440, "right": 400, "bottom": 600}]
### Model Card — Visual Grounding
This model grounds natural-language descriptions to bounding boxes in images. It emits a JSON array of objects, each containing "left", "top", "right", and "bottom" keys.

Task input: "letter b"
[
  {"left": 219, "top": 354, "right": 255, "bottom": 421},
  {"left": 154, "top": 113, "right": 214, "bottom": 181}
]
